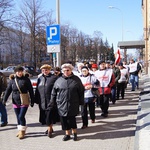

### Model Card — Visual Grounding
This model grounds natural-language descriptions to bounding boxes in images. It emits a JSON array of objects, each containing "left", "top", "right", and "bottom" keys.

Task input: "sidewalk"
[
  {"left": 134, "top": 74, "right": 150, "bottom": 150},
  {"left": 0, "top": 84, "right": 141, "bottom": 150}
]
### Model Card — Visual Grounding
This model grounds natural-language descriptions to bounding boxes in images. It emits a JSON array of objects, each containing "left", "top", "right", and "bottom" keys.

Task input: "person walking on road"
[
  {"left": 50, "top": 63, "right": 84, "bottom": 141},
  {"left": 129, "top": 59, "right": 141, "bottom": 91},
  {"left": 110, "top": 61, "right": 121, "bottom": 103},
  {"left": 3, "top": 66, "right": 34, "bottom": 139},
  {"left": 0, "top": 72, "right": 8, "bottom": 127},
  {"left": 79, "top": 66, "right": 99, "bottom": 129},
  {"left": 34, "top": 64, "right": 58, "bottom": 138},
  {"left": 117, "top": 62, "right": 129, "bottom": 99},
  {"left": 95, "top": 60, "right": 115, "bottom": 117}
]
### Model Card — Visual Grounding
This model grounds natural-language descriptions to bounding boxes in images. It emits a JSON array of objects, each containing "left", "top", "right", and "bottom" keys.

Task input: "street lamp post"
[
  {"left": 56, "top": 0, "right": 61, "bottom": 67},
  {"left": 109, "top": 6, "right": 124, "bottom": 41}
]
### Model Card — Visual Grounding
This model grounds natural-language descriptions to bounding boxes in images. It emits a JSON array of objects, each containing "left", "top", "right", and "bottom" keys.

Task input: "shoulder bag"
[
  {"left": 15, "top": 78, "right": 30, "bottom": 105},
  {"left": 90, "top": 74, "right": 100, "bottom": 97}
]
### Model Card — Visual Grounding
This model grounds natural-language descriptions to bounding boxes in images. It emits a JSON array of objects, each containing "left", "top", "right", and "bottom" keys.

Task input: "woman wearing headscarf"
[
  {"left": 49, "top": 63, "right": 84, "bottom": 141},
  {"left": 3, "top": 66, "right": 34, "bottom": 139},
  {"left": 34, "top": 64, "right": 58, "bottom": 138}
]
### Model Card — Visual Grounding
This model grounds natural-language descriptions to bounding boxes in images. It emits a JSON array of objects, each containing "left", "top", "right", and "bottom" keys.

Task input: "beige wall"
[{"left": 142, "top": 0, "right": 150, "bottom": 75}]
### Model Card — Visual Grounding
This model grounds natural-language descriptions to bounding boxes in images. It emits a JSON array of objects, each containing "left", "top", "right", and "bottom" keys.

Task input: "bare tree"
[
  {"left": 0, "top": 0, "right": 14, "bottom": 45},
  {"left": 19, "top": 0, "right": 48, "bottom": 68}
]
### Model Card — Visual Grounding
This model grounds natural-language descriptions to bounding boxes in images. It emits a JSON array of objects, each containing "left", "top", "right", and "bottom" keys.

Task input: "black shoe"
[
  {"left": 48, "top": 131, "right": 52, "bottom": 138},
  {"left": 73, "top": 133, "right": 77, "bottom": 141},
  {"left": 101, "top": 113, "right": 108, "bottom": 118},
  {"left": 62, "top": 135, "right": 70, "bottom": 141},
  {"left": 81, "top": 125, "right": 87, "bottom": 129},
  {"left": 44, "top": 130, "right": 48, "bottom": 135},
  {"left": 0, "top": 122, "right": 8, "bottom": 127},
  {"left": 131, "top": 89, "right": 135, "bottom": 91}
]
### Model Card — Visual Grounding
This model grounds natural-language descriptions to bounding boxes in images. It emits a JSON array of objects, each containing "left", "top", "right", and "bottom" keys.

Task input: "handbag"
[
  {"left": 15, "top": 78, "right": 30, "bottom": 105},
  {"left": 91, "top": 88, "right": 100, "bottom": 97},
  {"left": 90, "top": 74, "right": 100, "bottom": 97}
]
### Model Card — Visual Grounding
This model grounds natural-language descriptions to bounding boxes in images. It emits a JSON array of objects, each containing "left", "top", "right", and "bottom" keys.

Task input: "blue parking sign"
[{"left": 46, "top": 25, "right": 60, "bottom": 45}]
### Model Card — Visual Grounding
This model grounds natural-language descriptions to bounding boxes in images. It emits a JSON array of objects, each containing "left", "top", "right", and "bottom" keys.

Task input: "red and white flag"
[{"left": 115, "top": 49, "right": 121, "bottom": 65}]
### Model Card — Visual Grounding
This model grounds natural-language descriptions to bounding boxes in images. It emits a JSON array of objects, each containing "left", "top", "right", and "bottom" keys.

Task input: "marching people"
[
  {"left": 79, "top": 66, "right": 99, "bottom": 129},
  {"left": 34, "top": 64, "right": 58, "bottom": 138},
  {"left": 3, "top": 66, "right": 34, "bottom": 139},
  {"left": 49, "top": 63, "right": 84, "bottom": 141},
  {"left": 117, "top": 62, "right": 129, "bottom": 99},
  {"left": 129, "top": 59, "right": 141, "bottom": 91},
  {"left": 0, "top": 72, "right": 8, "bottom": 127},
  {"left": 95, "top": 60, "right": 115, "bottom": 117},
  {"left": 110, "top": 61, "right": 121, "bottom": 104}
]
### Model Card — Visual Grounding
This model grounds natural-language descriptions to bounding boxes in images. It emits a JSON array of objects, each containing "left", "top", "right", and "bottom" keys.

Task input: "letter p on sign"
[{"left": 50, "top": 27, "right": 57, "bottom": 39}]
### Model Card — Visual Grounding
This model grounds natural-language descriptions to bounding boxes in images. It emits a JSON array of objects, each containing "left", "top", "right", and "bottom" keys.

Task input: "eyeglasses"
[{"left": 63, "top": 70, "right": 70, "bottom": 72}]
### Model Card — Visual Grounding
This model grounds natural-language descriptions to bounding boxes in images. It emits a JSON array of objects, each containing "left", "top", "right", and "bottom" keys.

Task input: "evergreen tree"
[{"left": 109, "top": 44, "right": 115, "bottom": 61}]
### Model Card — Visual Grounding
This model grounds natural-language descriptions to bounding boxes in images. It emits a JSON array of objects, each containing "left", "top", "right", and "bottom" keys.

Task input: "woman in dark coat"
[
  {"left": 3, "top": 66, "right": 34, "bottom": 139},
  {"left": 50, "top": 63, "right": 84, "bottom": 141},
  {"left": 35, "top": 64, "right": 58, "bottom": 138}
]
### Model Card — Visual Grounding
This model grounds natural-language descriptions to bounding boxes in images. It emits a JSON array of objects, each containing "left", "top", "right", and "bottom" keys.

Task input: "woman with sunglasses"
[{"left": 50, "top": 63, "right": 84, "bottom": 141}]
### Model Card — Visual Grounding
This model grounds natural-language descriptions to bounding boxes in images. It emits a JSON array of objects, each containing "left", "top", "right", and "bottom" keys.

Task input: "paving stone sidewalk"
[{"left": 0, "top": 84, "right": 141, "bottom": 150}]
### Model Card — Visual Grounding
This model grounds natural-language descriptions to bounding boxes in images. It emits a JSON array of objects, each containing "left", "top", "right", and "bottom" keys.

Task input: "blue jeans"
[
  {"left": 111, "top": 86, "right": 116, "bottom": 102},
  {"left": 14, "top": 107, "right": 28, "bottom": 126},
  {"left": 130, "top": 74, "right": 139, "bottom": 90},
  {"left": 0, "top": 102, "right": 8, "bottom": 124}
]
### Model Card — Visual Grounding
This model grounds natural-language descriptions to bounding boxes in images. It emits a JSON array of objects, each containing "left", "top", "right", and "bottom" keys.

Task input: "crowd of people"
[{"left": 0, "top": 58, "right": 142, "bottom": 141}]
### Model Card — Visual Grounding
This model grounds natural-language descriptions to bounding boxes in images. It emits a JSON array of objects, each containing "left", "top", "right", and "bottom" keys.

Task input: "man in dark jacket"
[
  {"left": 50, "top": 63, "right": 84, "bottom": 141},
  {"left": 110, "top": 61, "right": 121, "bottom": 103}
]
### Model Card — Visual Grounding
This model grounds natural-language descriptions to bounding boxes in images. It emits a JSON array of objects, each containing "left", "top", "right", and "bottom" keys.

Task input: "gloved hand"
[{"left": 30, "top": 103, "right": 34, "bottom": 107}]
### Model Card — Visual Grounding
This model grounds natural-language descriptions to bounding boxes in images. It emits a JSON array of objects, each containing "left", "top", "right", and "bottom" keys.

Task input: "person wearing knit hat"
[
  {"left": 35, "top": 64, "right": 58, "bottom": 138},
  {"left": 40, "top": 64, "right": 51, "bottom": 70}
]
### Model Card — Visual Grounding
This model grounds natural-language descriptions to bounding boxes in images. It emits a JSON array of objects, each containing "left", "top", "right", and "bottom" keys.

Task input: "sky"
[{"left": 15, "top": 0, "right": 143, "bottom": 54}]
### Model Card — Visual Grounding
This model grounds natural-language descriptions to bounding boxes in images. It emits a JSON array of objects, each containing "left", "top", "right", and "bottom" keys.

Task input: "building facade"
[{"left": 142, "top": 0, "right": 150, "bottom": 75}]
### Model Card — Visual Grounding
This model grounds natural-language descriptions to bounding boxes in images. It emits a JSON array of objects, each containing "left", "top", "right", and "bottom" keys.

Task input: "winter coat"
[
  {"left": 50, "top": 73, "right": 84, "bottom": 117},
  {"left": 35, "top": 73, "right": 58, "bottom": 110},
  {"left": 112, "top": 66, "right": 121, "bottom": 85},
  {"left": 3, "top": 74, "right": 34, "bottom": 105},
  {"left": 0, "top": 72, "right": 7, "bottom": 101},
  {"left": 0, "top": 72, "right": 7, "bottom": 95}
]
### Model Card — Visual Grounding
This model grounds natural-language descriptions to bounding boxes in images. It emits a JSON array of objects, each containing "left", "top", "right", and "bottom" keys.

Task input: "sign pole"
[{"left": 56, "top": 0, "right": 61, "bottom": 67}]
